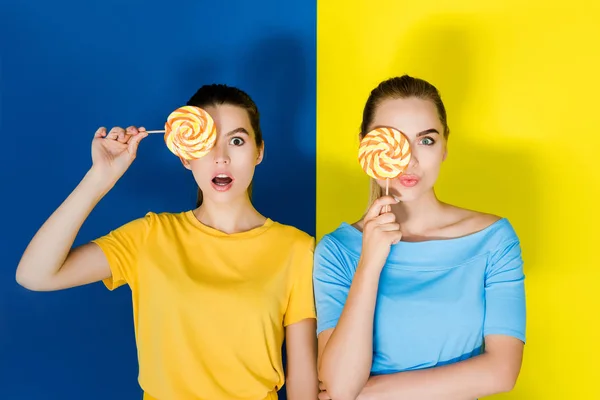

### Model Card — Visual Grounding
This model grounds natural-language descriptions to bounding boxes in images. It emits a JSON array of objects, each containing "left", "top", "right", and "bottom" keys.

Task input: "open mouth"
[
  {"left": 212, "top": 173, "right": 233, "bottom": 186},
  {"left": 210, "top": 173, "right": 234, "bottom": 192}
]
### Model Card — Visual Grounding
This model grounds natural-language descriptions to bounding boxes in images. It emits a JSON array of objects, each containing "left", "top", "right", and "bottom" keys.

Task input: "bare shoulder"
[
  {"left": 351, "top": 219, "right": 365, "bottom": 232},
  {"left": 442, "top": 205, "right": 503, "bottom": 238}
]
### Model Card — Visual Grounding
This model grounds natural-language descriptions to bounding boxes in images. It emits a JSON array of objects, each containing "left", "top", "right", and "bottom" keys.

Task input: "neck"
[
  {"left": 193, "top": 195, "right": 265, "bottom": 234},
  {"left": 390, "top": 190, "right": 446, "bottom": 236}
]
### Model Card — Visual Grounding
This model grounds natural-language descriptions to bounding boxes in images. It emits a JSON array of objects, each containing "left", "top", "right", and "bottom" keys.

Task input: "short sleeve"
[
  {"left": 91, "top": 213, "right": 151, "bottom": 291},
  {"left": 484, "top": 238, "right": 527, "bottom": 343},
  {"left": 313, "top": 237, "right": 352, "bottom": 335},
  {"left": 283, "top": 237, "right": 317, "bottom": 326}
]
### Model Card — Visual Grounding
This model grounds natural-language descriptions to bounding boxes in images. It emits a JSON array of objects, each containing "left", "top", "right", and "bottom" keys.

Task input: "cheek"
[
  {"left": 417, "top": 148, "right": 444, "bottom": 170},
  {"left": 189, "top": 159, "right": 213, "bottom": 179},
  {"left": 232, "top": 147, "right": 259, "bottom": 166}
]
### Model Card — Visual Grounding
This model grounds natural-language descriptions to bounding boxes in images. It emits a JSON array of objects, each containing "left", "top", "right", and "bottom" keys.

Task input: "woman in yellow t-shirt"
[{"left": 16, "top": 84, "right": 318, "bottom": 400}]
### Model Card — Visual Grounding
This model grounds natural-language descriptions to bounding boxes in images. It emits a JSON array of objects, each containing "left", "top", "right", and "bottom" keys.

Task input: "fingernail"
[{"left": 393, "top": 195, "right": 400, "bottom": 202}]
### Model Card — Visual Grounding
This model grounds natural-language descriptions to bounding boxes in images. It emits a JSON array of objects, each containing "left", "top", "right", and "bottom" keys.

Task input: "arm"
[
  {"left": 16, "top": 126, "right": 147, "bottom": 291},
  {"left": 357, "top": 335, "right": 523, "bottom": 400},
  {"left": 283, "top": 236, "right": 321, "bottom": 399},
  {"left": 285, "top": 319, "right": 319, "bottom": 400},
  {"left": 317, "top": 263, "right": 381, "bottom": 400},
  {"left": 16, "top": 169, "right": 113, "bottom": 291},
  {"left": 315, "top": 197, "right": 402, "bottom": 400}
]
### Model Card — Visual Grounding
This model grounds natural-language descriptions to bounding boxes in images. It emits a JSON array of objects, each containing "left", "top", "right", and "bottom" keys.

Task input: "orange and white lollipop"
[
  {"left": 161, "top": 106, "right": 217, "bottom": 161},
  {"left": 358, "top": 127, "right": 411, "bottom": 194}
]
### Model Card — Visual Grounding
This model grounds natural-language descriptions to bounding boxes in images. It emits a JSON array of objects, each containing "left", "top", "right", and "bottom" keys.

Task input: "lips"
[{"left": 399, "top": 174, "right": 419, "bottom": 187}]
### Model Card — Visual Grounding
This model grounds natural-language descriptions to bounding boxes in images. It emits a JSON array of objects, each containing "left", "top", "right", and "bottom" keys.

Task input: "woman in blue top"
[{"left": 314, "top": 75, "right": 526, "bottom": 400}]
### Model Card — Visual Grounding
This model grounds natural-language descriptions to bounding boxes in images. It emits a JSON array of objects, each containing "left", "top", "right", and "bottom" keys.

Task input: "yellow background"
[{"left": 317, "top": 1, "right": 600, "bottom": 398}]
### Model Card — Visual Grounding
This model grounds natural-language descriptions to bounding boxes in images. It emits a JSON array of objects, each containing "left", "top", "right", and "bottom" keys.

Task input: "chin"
[
  {"left": 388, "top": 184, "right": 431, "bottom": 203},
  {"left": 201, "top": 182, "right": 250, "bottom": 204},
  {"left": 393, "top": 191, "right": 422, "bottom": 202}
]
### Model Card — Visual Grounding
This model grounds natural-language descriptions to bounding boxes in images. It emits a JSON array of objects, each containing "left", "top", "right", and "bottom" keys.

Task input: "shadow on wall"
[
  {"left": 323, "top": 14, "right": 541, "bottom": 271},
  {"left": 114, "top": 32, "right": 315, "bottom": 239},
  {"left": 389, "top": 14, "right": 542, "bottom": 269},
  {"left": 239, "top": 33, "right": 315, "bottom": 236},
  {"left": 174, "top": 33, "right": 315, "bottom": 238}
]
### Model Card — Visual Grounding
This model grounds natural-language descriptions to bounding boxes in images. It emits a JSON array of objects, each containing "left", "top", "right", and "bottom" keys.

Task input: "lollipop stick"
[
  {"left": 385, "top": 179, "right": 390, "bottom": 213},
  {"left": 145, "top": 130, "right": 165, "bottom": 134}
]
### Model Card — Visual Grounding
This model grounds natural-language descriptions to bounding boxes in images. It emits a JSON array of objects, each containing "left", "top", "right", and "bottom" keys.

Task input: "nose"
[
  {"left": 407, "top": 149, "right": 419, "bottom": 168},
  {"left": 212, "top": 143, "right": 230, "bottom": 164}
]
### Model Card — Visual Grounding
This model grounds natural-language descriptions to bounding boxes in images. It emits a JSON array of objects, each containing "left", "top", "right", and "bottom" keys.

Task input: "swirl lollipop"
[
  {"left": 358, "top": 127, "right": 411, "bottom": 198},
  {"left": 147, "top": 106, "right": 217, "bottom": 161}
]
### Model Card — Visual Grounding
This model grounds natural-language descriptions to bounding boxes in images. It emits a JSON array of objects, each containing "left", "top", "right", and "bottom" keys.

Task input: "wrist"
[
  {"left": 82, "top": 168, "right": 116, "bottom": 197},
  {"left": 357, "top": 256, "right": 385, "bottom": 275},
  {"left": 355, "top": 259, "right": 383, "bottom": 282}
]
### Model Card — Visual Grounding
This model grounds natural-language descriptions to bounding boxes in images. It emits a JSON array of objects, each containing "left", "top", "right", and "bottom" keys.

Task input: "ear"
[
  {"left": 442, "top": 147, "right": 448, "bottom": 161},
  {"left": 180, "top": 157, "right": 192, "bottom": 170},
  {"left": 256, "top": 142, "right": 265, "bottom": 165}
]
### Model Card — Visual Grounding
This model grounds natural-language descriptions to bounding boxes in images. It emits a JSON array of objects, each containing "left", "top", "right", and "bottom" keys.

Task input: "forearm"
[
  {"left": 319, "top": 263, "right": 381, "bottom": 399},
  {"left": 286, "top": 376, "right": 319, "bottom": 400},
  {"left": 16, "top": 169, "right": 113, "bottom": 287},
  {"left": 359, "top": 352, "right": 513, "bottom": 400},
  {"left": 285, "top": 319, "right": 319, "bottom": 400}
]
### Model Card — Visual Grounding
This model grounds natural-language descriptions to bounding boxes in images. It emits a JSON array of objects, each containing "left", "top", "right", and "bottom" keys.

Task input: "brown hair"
[
  {"left": 359, "top": 75, "right": 450, "bottom": 204},
  {"left": 186, "top": 84, "right": 263, "bottom": 207}
]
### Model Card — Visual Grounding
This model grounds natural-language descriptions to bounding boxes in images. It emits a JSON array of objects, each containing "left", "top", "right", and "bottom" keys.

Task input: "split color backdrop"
[{"left": 1, "top": 0, "right": 599, "bottom": 399}]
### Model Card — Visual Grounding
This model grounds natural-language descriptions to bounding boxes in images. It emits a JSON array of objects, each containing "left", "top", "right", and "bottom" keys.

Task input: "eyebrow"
[
  {"left": 370, "top": 125, "right": 441, "bottom": 137},
  {"left": 416, "top": 128, "right": 440, "bottom": 137},
  {"left": 224, "top": 127, "right": 250, "bottom": 136}
]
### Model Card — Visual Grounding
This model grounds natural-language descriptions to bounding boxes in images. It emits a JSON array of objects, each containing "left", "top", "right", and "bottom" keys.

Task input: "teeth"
[{"left": 216, "top": 174, "right": 229, "bottom": 178}]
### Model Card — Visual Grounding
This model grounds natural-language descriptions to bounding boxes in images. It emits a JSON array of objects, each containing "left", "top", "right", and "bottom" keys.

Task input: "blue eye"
[
  {"left": 420, "top": 137, "right": 435, "bottom": 146},
  {"left": 230, "top": 137, "right": 244, "bottom": 146}
]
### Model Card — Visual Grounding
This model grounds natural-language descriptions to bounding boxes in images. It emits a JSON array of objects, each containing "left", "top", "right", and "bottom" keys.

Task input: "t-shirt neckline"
[{"left": 184, "top": 211, "right": 274, "bottom": 238}]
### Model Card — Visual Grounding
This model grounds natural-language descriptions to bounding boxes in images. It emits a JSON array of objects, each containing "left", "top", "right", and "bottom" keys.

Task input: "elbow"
[
  {"left": 490, "top": 365, "right": 521, "bottom": 394},
  {"left": 483, "top": 338, "right": 524, "bottom": 395},
  {"left": 15, "top": 266, "right": 45, "bottom": 291},
  {"left": 319, "top": 371, "right": 363, "bottom": 400},
  {"left": 319, "top": 383, "right": 359, "bottom": 400},
  {"left": 317, "top": 346, "right": 370, "bottom": 400},
  {"left": 15, "top": 273, "right": 38, "bottom": 291},
  {"left": 495, "top": 371, "right": 519, "bottom": 393},
  {"left": 15, "top": 267, "right": 30, "bottom": 288}
]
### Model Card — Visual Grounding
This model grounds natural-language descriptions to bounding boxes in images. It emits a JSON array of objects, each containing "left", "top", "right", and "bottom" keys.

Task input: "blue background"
[{"left": 0, "top": 1, "right": 316, "bottom": 398}]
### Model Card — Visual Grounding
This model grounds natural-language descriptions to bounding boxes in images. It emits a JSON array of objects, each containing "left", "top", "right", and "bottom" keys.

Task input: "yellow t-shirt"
[{"left": 92, "top": 211, "right": 316, "bottom": 400}]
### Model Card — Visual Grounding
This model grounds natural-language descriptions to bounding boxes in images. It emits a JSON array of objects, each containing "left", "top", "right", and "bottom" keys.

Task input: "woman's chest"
[
  {"left": 371, "top": 256, "right": 488, "bottom": 369},
  {"left": 135, "top": 242, "right": 294, "bottom": 320}
]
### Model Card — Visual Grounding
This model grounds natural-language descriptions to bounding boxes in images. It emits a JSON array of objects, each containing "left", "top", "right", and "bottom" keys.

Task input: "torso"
[
  {"left": 98, "top": 211, "right": 315, "bottom": 400},
  {"left": 318, "top": 210, "right": 522, "bottom": 374}
]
